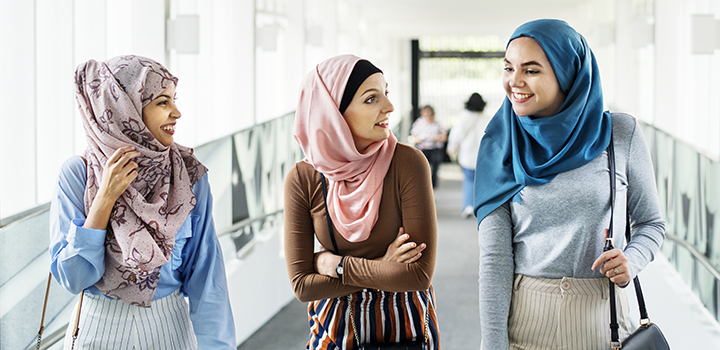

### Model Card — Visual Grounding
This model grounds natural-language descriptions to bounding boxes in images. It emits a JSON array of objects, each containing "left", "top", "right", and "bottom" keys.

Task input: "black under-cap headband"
[{"left": 338, "top": 60, "right": 382, "bottom": 115}]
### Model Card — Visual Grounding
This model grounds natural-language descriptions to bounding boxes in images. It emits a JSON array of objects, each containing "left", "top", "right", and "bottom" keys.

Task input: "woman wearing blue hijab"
[{"left": 474, "top": 19, "right": 665, "bottom": 349}]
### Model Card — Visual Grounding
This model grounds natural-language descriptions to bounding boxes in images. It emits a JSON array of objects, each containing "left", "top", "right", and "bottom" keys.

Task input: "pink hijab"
[
  {"left": 74, "top": 55, "right": 207, "bottom": 306},
  {"left": 294, "top": 54, "right": 397, "bottom": 242}
]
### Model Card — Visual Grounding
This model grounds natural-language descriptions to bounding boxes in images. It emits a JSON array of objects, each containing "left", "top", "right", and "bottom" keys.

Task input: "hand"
[
  {"left": 314, "top": 250, "right": 342, "bottom": 278},
  {"left": 379, "top": 227, "right": 426, "bottom": 263},
  {"left": 83, "top": 146, "right": 140, "bottom": 230},
  {"left": 97, "top": 146, "right": 140, "bottom": 202},
  {"left": 591, "top": 229, "right": 631, "bottom": 286}
]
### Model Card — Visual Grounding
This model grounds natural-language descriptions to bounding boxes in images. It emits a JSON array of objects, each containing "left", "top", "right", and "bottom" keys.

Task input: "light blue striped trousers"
[{"left": 63, "top": 289, "right": 197, "bottom": 350}]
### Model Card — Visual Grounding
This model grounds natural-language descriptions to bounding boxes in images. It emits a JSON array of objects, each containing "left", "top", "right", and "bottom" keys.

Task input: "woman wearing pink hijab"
[
  {"left": 285, "top": 54, "right": 441, "bottom": 349},
  {"left": 49, "top": 55, "right": 235, "bottom": 349}
]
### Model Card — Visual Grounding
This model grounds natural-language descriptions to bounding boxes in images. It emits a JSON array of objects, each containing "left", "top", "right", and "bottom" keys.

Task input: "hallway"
[{"left": 237, "top": 164, "right": 720, "bottom": 350}]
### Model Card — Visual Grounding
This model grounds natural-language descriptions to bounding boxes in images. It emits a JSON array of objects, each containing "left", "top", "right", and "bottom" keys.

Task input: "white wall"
[
  {"left": 0, "top": 0, "right": 401, "bottom": 221},
  {"left": 614, "top": 0, "right": 720, "bottom": 160}
]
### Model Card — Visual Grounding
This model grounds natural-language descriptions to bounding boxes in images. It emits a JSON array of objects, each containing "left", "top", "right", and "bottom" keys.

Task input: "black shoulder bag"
[{"left": 605, "top": 137, "right": 670, "bottom": 350}]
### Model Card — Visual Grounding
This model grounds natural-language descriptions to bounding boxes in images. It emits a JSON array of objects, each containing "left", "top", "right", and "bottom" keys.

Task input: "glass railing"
[{"left": 642, "top": 123, "right": 720, "bottom": 323}]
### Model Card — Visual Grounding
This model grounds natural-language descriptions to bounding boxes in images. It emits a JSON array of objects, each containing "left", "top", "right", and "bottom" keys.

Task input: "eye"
[
  {"left": 385, "top": 90, "right": 390, "bottom": 96},
  {"left": 364, "top": 95, "right": 376, "bottom": 104},
  {"left": 526, "top": 69, "right": 539, "bottom": 75},
  {"left": 503, "top": 67, "right": 514, "bottom": 73},
  {"left": 157, "top": 100, "right": 168, "bottom": 106}
]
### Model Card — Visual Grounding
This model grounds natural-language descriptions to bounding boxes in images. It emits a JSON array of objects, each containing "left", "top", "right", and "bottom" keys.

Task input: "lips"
[
  {"left": 512, "top": 92, "right": 533, "bottom": 101},
  {"left": 161, "top": 124, "right": 175, "bottom": 135},
  {"left": 375, "top": 119, "right": 389, "bottom": 128}
]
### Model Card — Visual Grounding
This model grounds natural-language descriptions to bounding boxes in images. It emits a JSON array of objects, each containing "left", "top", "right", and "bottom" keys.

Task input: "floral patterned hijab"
[{"left": 74, "top": 55, "right": 207, "bottom": 306}]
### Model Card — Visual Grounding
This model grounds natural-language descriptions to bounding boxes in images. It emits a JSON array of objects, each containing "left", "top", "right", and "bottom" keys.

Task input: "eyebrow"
[
  {"left": 504, "top": 58, "right": 544, "bottom": 68},
  {"left": 157, "top": 94, "right": 174, "bottom": 100},
  {"left": 360, "top": 83, "right": 389, "bottom": 96}
]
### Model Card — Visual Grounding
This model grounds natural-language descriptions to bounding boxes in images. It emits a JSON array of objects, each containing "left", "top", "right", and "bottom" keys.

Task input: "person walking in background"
[
  {"left": 49, "top": 55, "right": 236, "bottom": 349},
  {"left": 409, "top": 105, "right": 447, "bottom": 188},
  {"left": 474, "top": 19, "right": 665, "bottom": 349},
  {"left": 446, "top": 93, "right": 490, "bottom": 219},
  {"left": 285, "top": 54, "right": 441, "bottom": 350}
]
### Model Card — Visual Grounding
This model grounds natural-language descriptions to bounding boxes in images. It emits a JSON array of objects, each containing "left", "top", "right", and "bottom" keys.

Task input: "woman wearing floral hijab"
[
  {"left": 474, "top": 19, "right": 665, "bottom": 349},
  {"left": 49, "top": 55, "right": 236, "bottom": 349},
  {"left": 284, "top": 54, "right": 441, "bottom": 349}
]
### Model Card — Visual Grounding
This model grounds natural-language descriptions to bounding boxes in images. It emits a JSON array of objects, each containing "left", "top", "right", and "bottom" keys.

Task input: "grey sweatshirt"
[{"left": 477, "top": 113, "right": 665, "bottom": 349}]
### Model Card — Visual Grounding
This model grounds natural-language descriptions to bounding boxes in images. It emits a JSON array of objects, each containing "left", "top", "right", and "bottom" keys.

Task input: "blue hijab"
[{"left": 474, "top": 19, "right": 612, "bottom": 223}]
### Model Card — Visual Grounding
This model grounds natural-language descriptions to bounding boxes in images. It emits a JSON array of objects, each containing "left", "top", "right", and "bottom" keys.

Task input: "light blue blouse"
[{"left": 49, "top": 156, "right": 236, "bottom": 349}]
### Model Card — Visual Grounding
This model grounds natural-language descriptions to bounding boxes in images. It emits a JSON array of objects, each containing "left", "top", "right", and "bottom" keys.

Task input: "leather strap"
[
  {"left": 36, "top": 272, "right": 83, "bottom": 350},
  {"left": 606, "top": 138, "right": 620, "bottom": 345},
  {"left": 606, "top": 135, "right": 653, "bottom": 348},
  {"left": 320, "top": 174, "right": 340, "bottom": 254}
]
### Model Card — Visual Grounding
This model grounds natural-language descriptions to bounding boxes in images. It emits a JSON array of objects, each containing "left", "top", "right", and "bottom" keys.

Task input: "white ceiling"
[{"left": 346, "top": 0, "right": 597, "bottom": 40}]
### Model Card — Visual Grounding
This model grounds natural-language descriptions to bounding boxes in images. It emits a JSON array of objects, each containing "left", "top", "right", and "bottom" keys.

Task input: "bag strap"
[
  {"left": 606, "top": 136, "right": 653, "bottom": 350},
  {"left": 605, "top": 138, "right": 621, "bottom": 346},
  {"left": 36, "top": 272, "right": 84, "bottom": 350},
  {"left": 320, "top": 174, "right": 340, "bottom": 254},
  {"left": 37, "top": 156, "right": 89, "bottom": 349}
]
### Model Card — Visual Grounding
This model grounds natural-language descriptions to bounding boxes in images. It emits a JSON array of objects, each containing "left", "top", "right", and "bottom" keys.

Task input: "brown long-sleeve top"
[{"left": 284, "top": 143, "right": 438, "bottom": 302}]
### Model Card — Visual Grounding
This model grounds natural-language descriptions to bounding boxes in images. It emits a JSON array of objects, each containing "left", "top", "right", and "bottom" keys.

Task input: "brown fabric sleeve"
[
  {"left": 342, "top": 145, "right": 437, "bottom": 291},
  {"left": 284, "top": 163, "right": 362, "bottom": 302}
]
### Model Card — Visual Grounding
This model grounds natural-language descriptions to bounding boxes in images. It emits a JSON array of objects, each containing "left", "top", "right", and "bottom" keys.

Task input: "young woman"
[
  {"left": 474, "top": 19, "right": 665, "bottom": 349},
  {"left": 49, "top": 55, "right": 236, "bottom": 349},
  {"left": 410, "top": 105, "right": 447, "bottom": 188},
  {"left": 446, "top": 92, "right": 490, "bottom": 218},
  {"left": 284, "top": 54, "right": 441, "bottom": 350}
]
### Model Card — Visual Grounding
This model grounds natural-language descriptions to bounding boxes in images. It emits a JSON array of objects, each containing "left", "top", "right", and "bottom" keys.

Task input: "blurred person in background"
[{"left": 447, "top": 92, "right": 490, "bottom": 218}]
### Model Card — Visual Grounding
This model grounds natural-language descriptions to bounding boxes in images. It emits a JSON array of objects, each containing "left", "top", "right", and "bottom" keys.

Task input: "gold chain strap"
[
  {"left": 35, "top": 271, "right": 83, "bottom": 350},
  {"left": 347, "top": 290, "right": 433, "bottom": 347}
]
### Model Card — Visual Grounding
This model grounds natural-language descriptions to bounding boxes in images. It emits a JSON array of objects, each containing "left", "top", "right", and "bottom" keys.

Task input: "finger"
[
  {"left": 118, "top": 151, "right": 141, "bottom": 168},
  {"left": 393, "top": 233, "right": 410, "bottom": 248},
  {"left": 399, "top": 244, "right": 426, "bottom": 262},
  {"left": 107, "top": 146, "right": 135, "bottom": 164},
  {"left": 121, "top": 161, "right": 139, "bottom": 177},
  {"left": 402, "top": 252, "right": 422, "bottom": 264},
  {"left": 591, "top": 249, "right": 621, "bottom": 270}
]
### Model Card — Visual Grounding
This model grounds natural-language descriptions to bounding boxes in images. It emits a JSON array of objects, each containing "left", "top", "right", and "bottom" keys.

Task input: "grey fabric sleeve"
[
  {"left": 622, "top": 116, "right": 666, "bottom": 278},
  {"left": 478, "top": 202, "right": 514, "bottom": 350}
]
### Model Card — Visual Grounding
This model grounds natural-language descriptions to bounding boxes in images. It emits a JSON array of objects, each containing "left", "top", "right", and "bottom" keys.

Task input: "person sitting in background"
[
  {"left": 447, "top": 92, "right": 490, "bottom": 218},
  {"left": 409, "top": 105, "right": 447, "bottom": 188}
]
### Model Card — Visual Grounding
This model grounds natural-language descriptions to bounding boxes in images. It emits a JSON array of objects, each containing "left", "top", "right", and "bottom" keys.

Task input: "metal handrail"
[
  {"left": 216, "top": 209, "right": 284, "bottom": 238},
  {"left": 664, "top": 232, "right": 720, "bottom": 282}
]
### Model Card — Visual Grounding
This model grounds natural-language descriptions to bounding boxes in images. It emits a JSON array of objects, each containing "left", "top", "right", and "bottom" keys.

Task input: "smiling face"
[
  {"left": 342, "top": 72, "right": 394, "bottom": 152},
  {"left": 141, "top": 85, "right": 180, "bottom": 147},
  {"left": 503, "top": 36, "right": 566, "bottom": 118}
]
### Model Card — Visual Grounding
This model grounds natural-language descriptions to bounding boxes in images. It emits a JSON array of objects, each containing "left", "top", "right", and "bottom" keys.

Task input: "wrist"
[{"left": 335, "top": 256, "right": 345, "bottom": 280}]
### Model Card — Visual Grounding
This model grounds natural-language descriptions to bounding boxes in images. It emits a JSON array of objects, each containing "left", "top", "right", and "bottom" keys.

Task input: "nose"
[
  {"left": 383, "top": 96, "right": 395, "bottom": 114},
  {"left": 508, "top": 71, "right": 524, "bottom": 88},
  {"left": 170, "top": 102, "right": 181, "bottom": 119}
]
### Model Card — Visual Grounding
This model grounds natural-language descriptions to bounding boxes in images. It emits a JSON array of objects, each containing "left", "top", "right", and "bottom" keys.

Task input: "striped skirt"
[
  {"left": 307, "top": 287, "right": 441, "bottom": 350},
  {"left": 63, "top": 289, "right": 197, "bottom": 350},
  {"left": 507, "top": 274, "right": 632, "bottom": 350}
]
